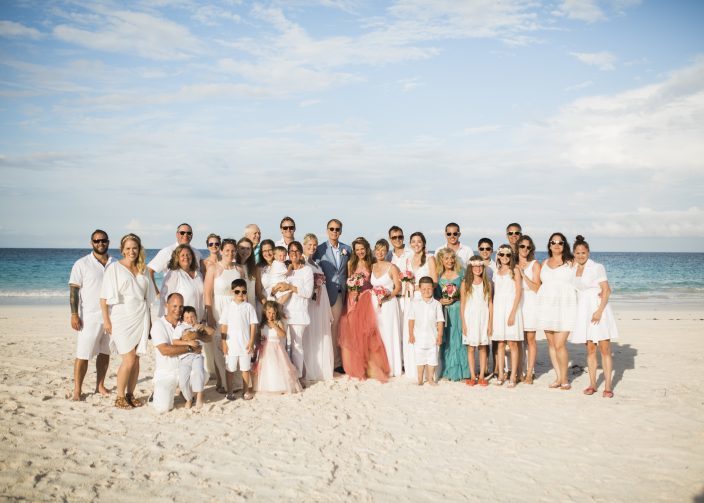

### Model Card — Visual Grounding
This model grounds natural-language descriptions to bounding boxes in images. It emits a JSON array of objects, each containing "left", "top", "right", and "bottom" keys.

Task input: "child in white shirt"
[
  {"left": 219, "top": 278, "right": 258, "bottom": 400},
  {"left": 267, "top": 246, "right": 292, "bottom": 304},
  {"left": 408, "top": 276, "right": 445, "bottom": 386},
  {"left": 173, "top": 306, "right": 213, "bottom": 410}
]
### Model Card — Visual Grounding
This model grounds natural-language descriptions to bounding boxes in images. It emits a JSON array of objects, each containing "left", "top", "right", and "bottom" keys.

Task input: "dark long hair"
[
  {"left": 348, "top": 237, "right": 372, "bottom": 273},
  {"left": 257, "top": 239, "right": 275, "bottom": 267},
  {"left": 237, "top": 237, "right": 256, "bottom": 279},
  {"left": 409, "top": 231, "right": 427, "bottom": 266},
  {"left": 547, "top": 232, "right": 574, "bottom": 263}
]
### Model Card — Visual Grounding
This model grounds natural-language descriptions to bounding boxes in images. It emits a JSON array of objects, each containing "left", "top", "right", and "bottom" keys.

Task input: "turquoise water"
[{"left": 0, "top": 249, "right": 703, "bottom": 304}]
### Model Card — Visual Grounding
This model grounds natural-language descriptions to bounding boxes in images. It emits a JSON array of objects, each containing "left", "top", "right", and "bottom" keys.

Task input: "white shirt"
[
  {"left": 150, "top": 316, "right": 181, "bottom": 372},
  {"left": 68, "top": 253, "right": 116, "bottom": 319},
  {"left": 283, "top": 265, "right": 314, "bottom": 325},
  {"left": 447, "top": 243, "right": 473, "bottom": 268},
  {"left": 173, "top": 322, "right": 203, "bottom": 360},
  {"left": 218, "top": 300, "right": 258, "bottom": 355},
  {"left": 329, "top": 242, "right": 342, "bottom": 268},
  {"left": 147, "top": 242, "right": 203, "bottom": 275},
  {"left": 389, "top": 248, "right": 414, "bottom": 273},
  {"left": 408, "top": 297, "right": 445, "bottom": 348}
]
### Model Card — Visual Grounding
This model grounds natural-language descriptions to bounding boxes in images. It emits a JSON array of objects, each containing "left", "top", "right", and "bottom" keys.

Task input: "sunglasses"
[
  {"left": 233, "top": 289, "right": 247, "bottom": 295},
  {"left": 507, "top": 231, "right": 522, "bottom": 236},
  {"left": 390, "top": 235, "right": 404, "bottom": 240},
  {"left": 328, "top": 227, "right": 341, "bottom": 232},
  {"left": 519, "top": 244, "right": 531, "bottom": 249},
  {"left": 497, "top": 252, "right": 512, "bottom": 257},
  {"left": 207, "top": 242, "right": 220, "bottom": 247},
  {"left": 550, "top": 240, "right": 565, "bottom": 246},
  {"left": 92, "top": 239, "right": 109, "bottom": 244},
  {"left": 281, "top": 226, "right": 295, "bottom": 231},
  {"left": 179, "top": 231, "right": 193, "bottom": 236},
  {"left": 446, "top": 232, "right": 459, "bottom": 237},
  {"left": 478, "top": 246, "right": 492, "bottom": 252}
]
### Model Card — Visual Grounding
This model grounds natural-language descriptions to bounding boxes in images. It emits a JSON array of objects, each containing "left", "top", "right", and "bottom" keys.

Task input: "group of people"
[{"left": 68, "top": 218, "right": 619, "bottom": 411}]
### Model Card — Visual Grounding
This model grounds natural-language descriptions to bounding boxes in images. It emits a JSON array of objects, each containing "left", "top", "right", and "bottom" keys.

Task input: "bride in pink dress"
[{"left": 338, "top": 237, "right": 390, "bottom": 382}]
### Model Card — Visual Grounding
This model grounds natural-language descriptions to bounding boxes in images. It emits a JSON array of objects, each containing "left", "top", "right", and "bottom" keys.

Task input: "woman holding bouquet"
[
  {"left": 302, "top": 233, "right": 335, "bottom": 381},
  {"left": 370, "top": 239, "right": 402, "bottom": 377},
  {"left": 338, "top": 237, "right": 390, "bottom": 381},
  {"left": 435, "top": 248, "right": 469, "bottom": 381}
]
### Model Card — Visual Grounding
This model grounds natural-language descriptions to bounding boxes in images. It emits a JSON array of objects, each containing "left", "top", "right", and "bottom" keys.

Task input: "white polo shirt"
[
  {"left": 150, "top": 316, "right": 181, "bottom": 372},
  {"left": 147, "top": 241, "right": 203, "bottom": 274},
  {"left": 218, "top": 300, "right": 258, "bottom": 356},
  {"left": 68, "top": 253, "right": 116, "bottom": 319},
  {"left": 408, "top": 297, "right": 445, "bottom": 349}
]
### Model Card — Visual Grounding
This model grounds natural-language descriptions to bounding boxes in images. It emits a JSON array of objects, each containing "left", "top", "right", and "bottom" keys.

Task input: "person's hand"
[
  {"left": 247, "top": 342, "right": 255, "bottom": 354},
  {"left": 103, "top": 319, "right": 112, "bottom": 335},
  {"left": 187, "top": 339, "right": 199, "bottom": 348},
  {"left": 591, "top": 310, "right": 603, "bottom": 324},
  {"left": 71, "top": 314, "right": 83, "bottom": 331},
  {"left": 192, "top": 345, "right": 203, "bottom": 354},
  {"left": 487, "top": 326, "right": 493, "bottom": 337},
  {"left": 221, "top": 340, "right": 229, "bottom": 355},
  {"left": 440, "top": 298, "right": 453, "bottom": 306},
  {"left": 508, "top": 313, "right": 515, "bottom": 327},
  {"left": 409, "top": 334, "right": 415, "bottom": 344}
]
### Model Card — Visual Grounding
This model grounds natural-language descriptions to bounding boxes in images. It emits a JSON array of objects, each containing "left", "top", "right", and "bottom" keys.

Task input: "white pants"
[
  {"left": 330, "top": 295, "right": 344, "bottom": 368},
  {"left": 152, "top": 368, "right": 179, "bottom": 413},
  {"left": 288, "top": 324, "right": 307, "bottom": 378},
  {"left": 178, "top": 354, "right": 207, "bottom": 402}
]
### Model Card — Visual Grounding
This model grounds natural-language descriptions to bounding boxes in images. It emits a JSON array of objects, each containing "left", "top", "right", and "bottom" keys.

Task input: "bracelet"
[{"left": 71, "top": 313, "right": 79, "bottom": 317}]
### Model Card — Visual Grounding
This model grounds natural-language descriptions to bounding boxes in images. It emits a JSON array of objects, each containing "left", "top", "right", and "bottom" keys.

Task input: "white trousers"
[{"left": 288, "top": 324, "right": 307, "bottom": 378}]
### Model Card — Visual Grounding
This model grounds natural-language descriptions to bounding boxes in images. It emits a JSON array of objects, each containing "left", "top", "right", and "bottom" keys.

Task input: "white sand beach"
[{"left": 1, "top": 303, "right": 703, "bottom": 501}]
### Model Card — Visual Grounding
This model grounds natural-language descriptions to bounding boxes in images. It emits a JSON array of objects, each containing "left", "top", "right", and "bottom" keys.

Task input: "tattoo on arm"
[{"left": 70, "top": 286, "right": 80, "bottom": 315}]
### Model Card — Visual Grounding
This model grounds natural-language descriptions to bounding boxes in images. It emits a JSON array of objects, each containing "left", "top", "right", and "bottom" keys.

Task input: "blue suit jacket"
[{"left": 313, "top": 241, "right": 352, "bottom": 306}]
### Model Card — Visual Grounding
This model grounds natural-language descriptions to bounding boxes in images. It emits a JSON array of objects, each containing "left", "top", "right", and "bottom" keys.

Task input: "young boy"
[
  {"left": 173, "top": 306, "right": 213, "bottom": 410},
  {"left": 408, "top": 276, "right": 445, "bottom": 386},
  {"left": 219, "top": 278, "right": 258, "bottom": 401},
  {"left": 268, "top": 246, "right": 292, "bottom": 304}
]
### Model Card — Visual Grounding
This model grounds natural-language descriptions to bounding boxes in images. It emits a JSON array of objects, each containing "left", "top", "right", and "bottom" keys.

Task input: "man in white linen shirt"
[
  {"left": 68, "top": 229, "right": 116, "bottom": 401},
  {"left": 443, "top": 222, "right": 473, "bottom": 268},
  {"left": 150, "top": 293, "right": 202, "bottom": 412},
  {"left": 147, "top": 223, "right": 203, "bottom": 294}
]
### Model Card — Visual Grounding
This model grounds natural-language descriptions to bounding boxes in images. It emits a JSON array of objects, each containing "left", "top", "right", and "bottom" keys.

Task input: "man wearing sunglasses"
[
  {"left": 506, "top": 223, "right": 523, "bottom": 253},
  {"left": 313, "top": 218, "right": 352, "bottom": 372},
  {"left": 275, "top": 216, "right": 297, "bottom": 253},
  {"left": 68, "top": 229, "right": 116, "bottom": 401},
  {"left": 443, "top": 222, "right": 473, "bottom": 267},
  {"left": 477, "top": 237, "right": 496, "bottom": 282},
  {"left": 147, "top": 223, "right": 203, "bottom": 294}
]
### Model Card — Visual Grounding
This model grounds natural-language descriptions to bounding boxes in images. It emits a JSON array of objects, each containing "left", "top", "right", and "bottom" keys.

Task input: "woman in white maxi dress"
[
  {"left": 303, "top": 234, "right": 335, "bottom": 381},
  {"left": 204, "top": 239, "right": 244, "bottom": 393},
  {"left": 370, "top": 239, "right": 403, "bottom": 377},
  {"left": 100, "top": 233, "right": 154, "bottom": 409},
  {"left": 572, "top": 236, "right": 619, "bottom": 398}
]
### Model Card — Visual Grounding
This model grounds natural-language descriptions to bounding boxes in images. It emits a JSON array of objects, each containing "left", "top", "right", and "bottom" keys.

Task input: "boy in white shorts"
[
  {"left": 408, "top": 276, "right": 445, "bottom": 386},
  {"left": 219, "top": 278, "right": 258, "bottom": 401}
]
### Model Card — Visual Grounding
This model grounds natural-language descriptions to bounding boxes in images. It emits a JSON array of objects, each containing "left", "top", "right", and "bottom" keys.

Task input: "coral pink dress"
[{"left": 338, "top": 268, "right": 390, "bottom": 382}]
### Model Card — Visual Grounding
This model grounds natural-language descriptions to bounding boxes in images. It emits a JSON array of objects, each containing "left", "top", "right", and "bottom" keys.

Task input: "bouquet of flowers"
[
  {"left": 346, "top": 273, "right": 366, "bottom": 292},
  {"left": 400, "top": 270, "right": 415, "bottom": 297},
  {"left": 313, "top": 273, "right": 326, "bottom": 304},
  {"left": 441, "top": 282, "right": 459, "bottom": 302},
  {"left": 372, "top": 285, "right": 390, "bottom": 307}
]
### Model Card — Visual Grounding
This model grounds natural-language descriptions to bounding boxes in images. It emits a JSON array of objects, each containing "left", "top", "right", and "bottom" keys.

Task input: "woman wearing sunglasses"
[
  {"left": 536, "top": 232, "right": 577, "bottom": 390},
  {"left": 201, "top": 233, "right": 221, "bottom": 272},
  {"left": 517, "top": 235, "right": 541, "bottom": 384}
]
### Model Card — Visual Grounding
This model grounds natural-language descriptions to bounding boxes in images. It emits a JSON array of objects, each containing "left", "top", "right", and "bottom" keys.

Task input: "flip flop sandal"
[
  {"left": 115, "top": 396, "right": 133, "bottom": 409},
  {"left": 583, "top": 387, "right": 597, "bottom": 395},
  {"left": 602, "top": 390, "right": 614, "bottom": 398},
  {"left": 243, "top": 392, "right": 254, "bottom": 400},
  {"left": 125, "top": 393, "right": 143, "bottom": 407},
  {"left": 226, "top": 392, "right": 237, "bottom": 401}
]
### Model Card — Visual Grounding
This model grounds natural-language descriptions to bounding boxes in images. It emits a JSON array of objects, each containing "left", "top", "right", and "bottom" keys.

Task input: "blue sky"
[{"left": 1, "top": 0, "right": 702, "bottom": 251}]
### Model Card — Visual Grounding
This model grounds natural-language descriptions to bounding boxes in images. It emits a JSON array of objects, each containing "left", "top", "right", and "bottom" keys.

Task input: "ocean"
[{"left": 0, "top": 248, "right": 703, "bottom": 305}]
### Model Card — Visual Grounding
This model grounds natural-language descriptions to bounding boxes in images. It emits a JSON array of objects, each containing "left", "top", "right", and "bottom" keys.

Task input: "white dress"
[
  {"left": 571, "top": 259, "right": 619, "bottom": 343},
  {"left": 462, "top": 283, "right": 490, "bottom": 347},
  {"left": 303, "top": 262, "right": 335, "bottom": 381},
  {"left": 100, "top": 262, "right": 153, "bottom": 355},
  {"left": 537, "top": 262, "right": 577, "bottom": 332},
  {"left": 520, "top": 260, "right": 539, "bottom": 331},
  {"left": 370, "top": 265, "right": 403, "bottom": 377},
  {"left": 254, "top": 324, "right": 303, "bottom": 394},
  {"left": 492, "top": 271, "right": 524, "bottom": 341}
]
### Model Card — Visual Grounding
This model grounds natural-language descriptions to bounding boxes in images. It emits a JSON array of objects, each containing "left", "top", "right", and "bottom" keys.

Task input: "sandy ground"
[{"left": 1, "top": 303, "right": 703, "bottom": 502}]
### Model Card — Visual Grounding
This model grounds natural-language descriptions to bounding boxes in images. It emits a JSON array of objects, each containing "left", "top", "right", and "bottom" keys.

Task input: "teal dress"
[{"left": 436, "top": 273, "right": 469, "bottom": 381}]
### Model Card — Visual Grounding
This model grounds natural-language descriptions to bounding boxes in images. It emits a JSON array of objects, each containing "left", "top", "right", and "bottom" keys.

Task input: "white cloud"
[
  {"left": 0, "top": 20, "right": 44, "bottom": 39},
  {"left": 571, "top": 51, "right": 617, "bottom": 70},
  {"left": 53, "top": 9, "right": 203, "bottom": 60},
  {"left": 299, "top": 99, "right": 321, "bottom": 107},
  {"left": 553, "top": 0, "right": 606, "bottom": 22},
  {"left": 565, "top": 80, "right": 593, "bottom": 91},
  {"left": 588, "top": 207, "right": 704, "bottom": 237},
  {"left": 525, "top": 57, "right": 704, "bottom": 172},
  {"left": 398, "top": 77, "right": 422, "bottom": 92}
]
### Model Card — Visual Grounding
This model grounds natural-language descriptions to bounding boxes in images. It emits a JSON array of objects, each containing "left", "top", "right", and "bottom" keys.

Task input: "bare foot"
[
  {"left": 194, "top": 401, "right": 203, "bottom": 410},
  {"left": 96, "top": 386, "right": 112, "bottom": 397},
  {"left": 185, "top": 399, "right": 193, "bottom": 409},
  {"left": 67, "top": 390, "right": 82, "bottom": 401},
  {"left": 417, "top": 381, "right": 424, "bottom": 386},
  {"left": 428, "top": 380, "right": 438, "bottom": 387}
]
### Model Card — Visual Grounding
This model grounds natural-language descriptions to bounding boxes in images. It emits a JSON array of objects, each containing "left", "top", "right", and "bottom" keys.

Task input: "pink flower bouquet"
[{"left": 372, "top": 285, "right": 390, "bottom": 307}]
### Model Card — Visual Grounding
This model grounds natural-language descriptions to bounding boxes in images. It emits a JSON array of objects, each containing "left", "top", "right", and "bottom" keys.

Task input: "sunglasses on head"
[
  {"left": 446, "top": 232, "right": 459, "bottom": 237},
  {"left": 233, "top": 289, "right": 247, "bottom": 295},
  {"left": 207, "top": 242, "right": 220, "bottom": 247},
  {"left": 92, "top": 239, "right": 108, "bottom": 244},
  {"left": 281, "top": 226, "right": 295, "bottom": 231},
  {"left": 507, "top": 231, "right": 522, "bottom": 236},
  {"left": 478, "top": 246, "right": 492, "bottom": 252},
  {"left": 179, "top": 231, "right": 193, "bottom": 236},
  {"left": 550, "top": 240, "right": 565, "bottom": 246}
]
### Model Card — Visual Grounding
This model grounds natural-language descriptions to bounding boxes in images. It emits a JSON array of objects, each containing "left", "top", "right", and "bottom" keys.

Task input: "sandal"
[
  {"left": 226, "top": 392, "right": 237, "bottom": 401},
  {"left": 465, "top": 378, "right": 477, "bottom": 387},
  {"left": 559, "top": 383, "right": 572, "bottom": 391},
  {"left": 494, "top": 378, "right": 505, "bottom": 386},
  {"left": 548, "top": 382, "right": 561, "bottom": 389},
  {"left": 125, "top": 393, "right": 143, "bottom": 407},
  {"left": 114, "top": 396, "right": 133, "bottom": 409},
  {"left": 602, "top": 390, "right": 614, "bottom": 398},
  {"left": 507, "top": 381, "right": 517, "bottom": 388},
  {"left": 477, "top": 378, "right": 488, "bottom": 386},
  {"left": 243, "top": 392, "right": 254, "bottom": 401},
  {"left": 583, "top": 386, "right": 597, "bottom": 396},
  {"left": 524, "top": 376, "right": 534, "bottom": 385}
]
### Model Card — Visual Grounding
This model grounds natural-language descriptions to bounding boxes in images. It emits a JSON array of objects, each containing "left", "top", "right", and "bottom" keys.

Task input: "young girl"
[
  {"left": 492, "top": 245, "right": 523, "bottom": 387},
  {"left": 253, "top": 301, "right": 303, "bottom": 394},
  {"left": 461, "top": 256, "right": 493, "bottom": 386}
]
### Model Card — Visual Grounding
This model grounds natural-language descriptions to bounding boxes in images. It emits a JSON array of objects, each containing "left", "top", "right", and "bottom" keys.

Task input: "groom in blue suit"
[{"left": 313, "top": 218, "right": 352, "bottom": 372}]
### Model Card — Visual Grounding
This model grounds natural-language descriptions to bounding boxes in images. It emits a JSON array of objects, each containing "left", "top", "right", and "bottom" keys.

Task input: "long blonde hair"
[
  {"left": 434, "top": 247, "right": 461, "bottom": 276},
  {"left": 462, "top": 255, "right": 491, "bottom": 302},
  {"left": 120, "top": 233, "right": 147, "bottom": 274}
]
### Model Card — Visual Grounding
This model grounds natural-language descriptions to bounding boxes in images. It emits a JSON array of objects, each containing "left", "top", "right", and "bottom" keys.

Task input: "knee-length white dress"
[
  {"left": 492, "top": 271, "right": 524, "bottom": 341},
  {"left": 571, "top": 259, "right": 619, "bottom": 343},
  {"left": 537, "top": 262, "right": 577, "bottom": 332},
  {"left": 520, "top": 260, "right": 539, "bottom": 331},
  {"left": 462, "top": 283, "right": 490, "bottom": 347}
]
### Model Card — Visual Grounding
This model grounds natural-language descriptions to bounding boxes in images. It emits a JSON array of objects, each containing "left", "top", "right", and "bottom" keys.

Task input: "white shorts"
[
  {"left": 225, "top": 353, "right": 252, "bottom": 372},
  {"left": 414, "top": 346, "right": 438, "bottom": 367},
  {"left": 75, "top": 319, "right": 110, "bottom": 360}
]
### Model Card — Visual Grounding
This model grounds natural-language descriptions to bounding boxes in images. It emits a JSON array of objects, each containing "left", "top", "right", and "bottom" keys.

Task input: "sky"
[{"left": 1, "top": 0, "right": 703, "bottom": 252}]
